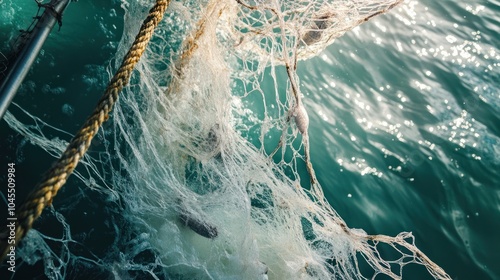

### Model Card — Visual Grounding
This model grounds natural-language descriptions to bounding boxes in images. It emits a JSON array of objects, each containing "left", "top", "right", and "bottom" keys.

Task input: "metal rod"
[{"left": 0, "top": 0, "right": 71, "bottom": 120}]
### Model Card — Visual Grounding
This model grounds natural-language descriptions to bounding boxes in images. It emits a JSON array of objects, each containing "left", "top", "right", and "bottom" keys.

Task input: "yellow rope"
[{"left": 0, "top": 0, "right": 170, "bottom": 262}]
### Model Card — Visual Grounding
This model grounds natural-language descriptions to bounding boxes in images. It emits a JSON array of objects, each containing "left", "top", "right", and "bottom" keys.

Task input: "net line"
[{"left": 4, "top": 0, "right": 451, "bottom": 279}]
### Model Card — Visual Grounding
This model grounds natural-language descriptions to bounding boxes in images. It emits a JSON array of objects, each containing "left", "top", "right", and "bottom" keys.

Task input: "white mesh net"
[{"left": 4, "top": 0, "right": 452, "bottom": 279}]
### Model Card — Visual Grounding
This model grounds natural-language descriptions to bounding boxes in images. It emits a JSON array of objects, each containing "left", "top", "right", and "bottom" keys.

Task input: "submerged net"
[{"left": 4, "top": 0, "right": 451, "bottom": 279}]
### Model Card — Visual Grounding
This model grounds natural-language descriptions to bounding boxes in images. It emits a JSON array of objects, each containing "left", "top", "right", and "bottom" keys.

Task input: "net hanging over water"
[{"left": 5, "top": 0, "right": 451, "bottom": 279}]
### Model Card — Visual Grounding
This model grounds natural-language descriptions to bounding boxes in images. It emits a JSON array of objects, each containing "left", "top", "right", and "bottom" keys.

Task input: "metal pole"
[{"left": 0, "top": 0, "right": 71, "bottom": 120}]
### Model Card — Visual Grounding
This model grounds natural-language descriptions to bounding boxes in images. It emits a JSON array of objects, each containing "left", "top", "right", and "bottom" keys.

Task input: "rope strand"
[{"left": 0, "top": 0, "right": 170, "bottom": 262}]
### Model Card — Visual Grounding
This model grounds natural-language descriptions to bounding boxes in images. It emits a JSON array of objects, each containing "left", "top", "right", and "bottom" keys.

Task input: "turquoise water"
[{"left": 1, "top": 0, "right": 499, "bottom": 279}]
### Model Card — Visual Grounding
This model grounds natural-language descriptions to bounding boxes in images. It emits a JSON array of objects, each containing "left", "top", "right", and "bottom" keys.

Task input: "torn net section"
[{"left": 6, "top": 0, "right": 451, "bottom": 279}]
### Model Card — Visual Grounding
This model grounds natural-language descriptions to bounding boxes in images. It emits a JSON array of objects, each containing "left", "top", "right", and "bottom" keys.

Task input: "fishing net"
[{"left": 4, "top": 0, "right": 451, "bottom": 279}]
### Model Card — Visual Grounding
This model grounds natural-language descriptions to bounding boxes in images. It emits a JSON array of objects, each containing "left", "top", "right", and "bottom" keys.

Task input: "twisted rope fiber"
[{"left": 0, "top": 0, "right": 170, "bottom": 262}]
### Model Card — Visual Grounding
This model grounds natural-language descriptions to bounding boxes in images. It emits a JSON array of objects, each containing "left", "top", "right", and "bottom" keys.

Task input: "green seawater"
[{"left": 0, "top": 0, "right": 499, "bottom": 279}]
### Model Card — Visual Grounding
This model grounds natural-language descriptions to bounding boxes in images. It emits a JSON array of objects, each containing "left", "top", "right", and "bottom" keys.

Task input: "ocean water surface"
[{"left": 0, "top": 0, "right": 499, "bottom": 279}]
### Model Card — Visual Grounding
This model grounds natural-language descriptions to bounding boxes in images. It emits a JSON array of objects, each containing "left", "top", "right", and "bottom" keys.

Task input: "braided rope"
[{"left": 0, "top": 0, "right": 170, "bottom": 262}]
